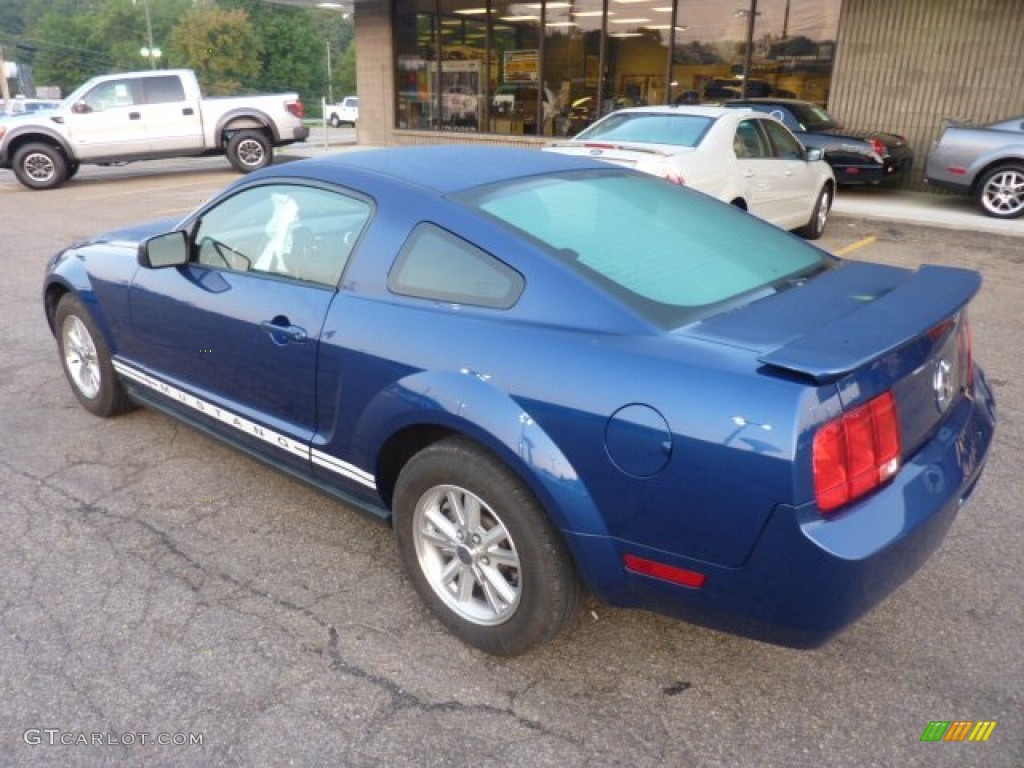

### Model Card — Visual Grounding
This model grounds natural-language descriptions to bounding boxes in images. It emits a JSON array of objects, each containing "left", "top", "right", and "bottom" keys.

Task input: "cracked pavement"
[{"left": 1, "top": 158, "right": 1021, "bottom": 767}]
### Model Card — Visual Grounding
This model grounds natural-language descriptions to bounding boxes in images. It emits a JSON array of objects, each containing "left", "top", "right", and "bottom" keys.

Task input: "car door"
[
  {"left": 64, "top": 77, "right": 149, "bottom": 159},
  {"left": 731, "top": 118, "right": 782, "bottom": 222},
  {"left": 759, "top": 117, "right": 821, "bottom": 229},
  {"left": 141, "top": 74, "right": 204, "bottom": 152},
  {"left": 124, "top": 183, "right": 372, "bottom": 475}
]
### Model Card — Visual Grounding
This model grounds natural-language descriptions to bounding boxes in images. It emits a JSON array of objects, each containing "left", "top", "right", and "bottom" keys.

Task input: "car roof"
[
  {"left": 727, "top": 98, "right": 814, "bottom": 107},
  {"left": 611, "top": 105, "right": 745, "bottom": 119},
  {"left": 252, "top": 145, "right": 614, "bottom": 196}
]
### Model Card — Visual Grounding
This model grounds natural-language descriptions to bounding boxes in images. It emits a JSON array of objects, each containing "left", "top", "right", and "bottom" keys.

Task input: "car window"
[
  {"left": 389, "top": 223, "right": 524, "bottom": 309},
  {"left": 760, "top": 119, "right": 806, "bottom": 160},
  {"left": 143, "top": 75, "right": 186, "bottom": 104},
  {"left": 461, "top": 170, "right": 832, "bottom": 328},
  {"left": 734, "top": 120, "right": 770, "bottom": 158},
  {"left": 576, "top": 113, "right": 714, "bottom": 147},
  {"left": 193, "top": 184, "right": 371, "bottom": 288},
  {"left": 82, "top": 79, "right": 140, "bottom": 111}
]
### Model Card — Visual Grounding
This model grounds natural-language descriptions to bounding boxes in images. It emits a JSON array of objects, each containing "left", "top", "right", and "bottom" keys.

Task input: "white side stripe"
[{"left": 112, "top": 360, "right": 376, "bottom": 489}]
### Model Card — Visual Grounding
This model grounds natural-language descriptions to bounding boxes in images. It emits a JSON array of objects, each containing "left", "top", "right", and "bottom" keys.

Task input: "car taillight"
[
  {"left": 286, "top": 100, "right": 305, "bottom": 119},
  {"left": 869, "top": 137, "right": 886, "bottom": 157},
  {"left": 813, "top": 391, "right": 902, "bottom": 514},
  {"left": 661, "top": 169, "right": 686, "bottom": 185}
]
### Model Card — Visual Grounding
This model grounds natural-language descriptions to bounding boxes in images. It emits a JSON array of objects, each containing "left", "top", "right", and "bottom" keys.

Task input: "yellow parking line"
[{"left": 834, "top": 236, "right": 877, "bottom": 257}]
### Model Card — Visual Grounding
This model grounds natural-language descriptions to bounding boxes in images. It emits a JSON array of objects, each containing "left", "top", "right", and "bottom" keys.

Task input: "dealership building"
[{"left": 314, "top": 0, "right": 1022, "bottom": 189}]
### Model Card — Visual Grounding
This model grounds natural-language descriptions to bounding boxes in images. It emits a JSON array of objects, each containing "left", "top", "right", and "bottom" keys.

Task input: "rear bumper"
[
  {"left": 925, "top": 175, "right": 972, "bottom": 195},
  {"left": 567, "top": 366, "right": 996, "bottom": 647},
  {"left": 833, "top": 152, "right": 914, "bottom": 185},
  {"left": 278, "top": 125, "right": 310, "bottom": 146}
]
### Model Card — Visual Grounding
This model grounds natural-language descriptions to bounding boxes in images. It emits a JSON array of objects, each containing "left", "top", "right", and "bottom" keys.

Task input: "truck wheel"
[
  {"left": 329, "top": 114, "right": 341, "bottom": 128},
  {"left": 976, "top": 164, "right": 1024, "bottom": 219},
  {"left": 226, "top": 129, "right": 272, "bottom": 173},
  {"left": 12, "top": 142, "right": 69, "bottom": 190}
]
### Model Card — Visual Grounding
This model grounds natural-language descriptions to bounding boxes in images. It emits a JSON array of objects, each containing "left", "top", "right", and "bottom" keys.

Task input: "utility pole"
[
  {"left": 740, "top": 0, "right": 758, "bottom": 98},
  {"left": 0, "top": 46, "right": 11, "bottom": 110}
]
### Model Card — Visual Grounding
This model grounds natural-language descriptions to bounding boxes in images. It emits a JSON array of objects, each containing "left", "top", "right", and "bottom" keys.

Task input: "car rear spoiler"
[
  {"left": 759, "top": 265, "right": 980, "bottom": 383},
  {"left": 545, "top": 140, "right": 675, "bottom": 157}
]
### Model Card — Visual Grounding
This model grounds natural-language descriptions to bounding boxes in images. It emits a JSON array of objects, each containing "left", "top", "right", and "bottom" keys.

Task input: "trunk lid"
[
  {"left": 819, "top": 127, "right": 910, "bottom": 152},
  {"left": 683, "top": 260, "right": 979, "bottom": 456},
  {"left": 545, "top": 141, "right": 690, "bottom": 172}
]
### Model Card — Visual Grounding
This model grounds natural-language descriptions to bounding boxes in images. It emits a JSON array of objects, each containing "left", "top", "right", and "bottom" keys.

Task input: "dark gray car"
[{"left": 925, "top": 116, "right": 1024, "bottom": 219}]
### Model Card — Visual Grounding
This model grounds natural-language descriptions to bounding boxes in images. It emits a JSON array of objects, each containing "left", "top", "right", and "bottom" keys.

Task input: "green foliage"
[
  {"left": 2, "top": 0, "right": 357, "bottom": 104},
  {"left": 169, "top": 6, "right": 261, "bottom": 94}
]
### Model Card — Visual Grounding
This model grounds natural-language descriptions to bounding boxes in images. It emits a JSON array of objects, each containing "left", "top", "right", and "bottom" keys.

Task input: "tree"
[
  {"left": 169, "top": 6, "right": 261, "bottom": 94},
  {"left": 28, "top": 11, "right": 108, "bottom": 93}
]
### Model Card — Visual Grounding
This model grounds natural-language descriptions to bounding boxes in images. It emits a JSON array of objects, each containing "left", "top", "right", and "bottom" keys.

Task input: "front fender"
[
  {"left": 356, "top": 369, "right": 611, "bottom": 540},
  {"left": 42, "top": 243, "right": 137, "bottom": 353},
  {"left": 1, "top": 125, "right": 74, "bottom": 168}
]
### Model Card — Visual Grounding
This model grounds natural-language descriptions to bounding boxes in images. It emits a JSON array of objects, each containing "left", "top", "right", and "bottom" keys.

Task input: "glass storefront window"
[{"left": 394, "top": 1, "right": 839, "bottom": 135}]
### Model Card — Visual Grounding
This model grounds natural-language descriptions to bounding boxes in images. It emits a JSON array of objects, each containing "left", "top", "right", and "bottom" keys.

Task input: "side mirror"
[
  {"left": 139, "top": 231, "right": 188, "bottom": 268},
  {"left": 72, "top": 101, "right": 92, "bottom": 114},
  {"left": 805, "top": 147, "right": 824, "bottom": 162}
]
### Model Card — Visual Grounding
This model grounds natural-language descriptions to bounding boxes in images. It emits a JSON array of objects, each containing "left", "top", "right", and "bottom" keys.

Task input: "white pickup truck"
[{"left": 0, "top": 69, "right": 310, "bottom": 189}]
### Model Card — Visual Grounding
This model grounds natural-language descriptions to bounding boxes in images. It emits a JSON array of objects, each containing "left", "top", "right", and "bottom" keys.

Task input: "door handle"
[
  {"left": 183, "top": 107, "right": 194, "bottom": 116},
  {"left": 129, "top": 112, "right": 141, "bottom": 120},
  {"left": 261, "top": 319, "right": 308, "bottom": 344},
  {"left": 743, "top": 170, "right": 755, "bottom": 178}
]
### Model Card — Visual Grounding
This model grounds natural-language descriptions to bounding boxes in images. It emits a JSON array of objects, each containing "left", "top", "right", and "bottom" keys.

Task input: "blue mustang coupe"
[{"left": 43, "top": 146, "right": 995, "bottom": 656}]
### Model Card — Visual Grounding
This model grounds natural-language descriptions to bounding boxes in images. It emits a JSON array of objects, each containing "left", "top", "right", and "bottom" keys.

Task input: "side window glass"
[
  {"left": 193, "top": 184, "right": 371, "bottom": 288},
  {"left": 144, "top": 75, "right": 186, "bottom": 104},
  {"left": 734, "top": 120, "right": 769, "bottom": 159},
  {"left": 389, "top": 223, "right": 524, "bottom": 309},
  {"left": 83, "top": 80, "right": 138, "bottom": 112},
  {"left": 761, "top": 119, "right": 805, "bottom": 160}
]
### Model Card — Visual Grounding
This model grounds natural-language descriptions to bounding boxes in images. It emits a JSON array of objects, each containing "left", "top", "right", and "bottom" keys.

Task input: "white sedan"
[{"left": 546, "top": 105, "right": 835, "bottom": 238}]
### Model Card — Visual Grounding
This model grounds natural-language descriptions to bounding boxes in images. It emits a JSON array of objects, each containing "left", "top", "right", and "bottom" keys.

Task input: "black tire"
[
  {"left": 54, "top": 294, "right": 134, "bottom": 417},
  {"left": 328, "top": 114, "right": 341, "bottom": 128},
  {"left": 12, "top": 142, "right": 69, "bottom": 190},
  {"left": 226, "top": 129, "right": 273, "bottom": 173},
  {"left": 796, "top": 184, "right": 832, "bottom": 239},
  {"left": 67, "top": 162, "right": 81, "bottom": 179},
  {"left": 975, "top": 164, "right": 1024, "bottom": 219},
  {"left": 393, "top": 436, "right": 582, "bottom": 656}
]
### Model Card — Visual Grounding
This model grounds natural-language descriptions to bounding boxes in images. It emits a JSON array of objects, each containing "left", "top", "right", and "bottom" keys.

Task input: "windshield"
[
  {"left": 461, "top": 170, "right": 833, "bottom": 328},
  {"left": 575, "top": 113, "right": 714, "bottom": 147}
]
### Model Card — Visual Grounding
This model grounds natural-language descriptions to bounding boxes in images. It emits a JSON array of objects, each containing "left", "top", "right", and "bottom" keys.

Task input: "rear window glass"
[
  {"left": 144, "top": 75, "right": 186, "bottom": 104},
  {"left": 460, "top": 171, "right": 832, "bottom": 328},
  {"left": 575, "top": 113, "right": 713, "bottom": 147}
]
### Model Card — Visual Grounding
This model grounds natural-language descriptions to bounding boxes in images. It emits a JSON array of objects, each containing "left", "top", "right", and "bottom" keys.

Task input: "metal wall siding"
[{"left": 831, "top": 0, "right": 1024, "bottom": 189}]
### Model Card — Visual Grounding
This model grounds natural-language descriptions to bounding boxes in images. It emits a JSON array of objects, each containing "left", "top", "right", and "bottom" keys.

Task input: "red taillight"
[
  {"left": 286, "top": 99, "right": 305, "bottom": 119},
  {"left": 624, "top": 554, "right": 706, "bottom": 588},
  {"left": 869, "top": 137, "right": 886, "bottom": 156},
  {"left": 813, "top": 391, "right": 902, "bottom": 514}
]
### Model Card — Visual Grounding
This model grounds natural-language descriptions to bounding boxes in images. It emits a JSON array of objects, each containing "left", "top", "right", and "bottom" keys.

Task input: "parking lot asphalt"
[{"left": 1, "top": 154, "right": 1021, "bottom": 768}]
